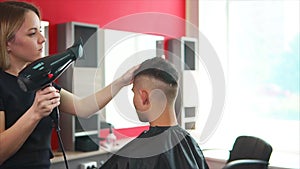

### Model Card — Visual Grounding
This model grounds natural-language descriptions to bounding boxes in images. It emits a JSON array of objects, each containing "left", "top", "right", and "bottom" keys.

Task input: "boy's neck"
[{"left": 149, "top": 109, "right": 178, "bottom": 127}]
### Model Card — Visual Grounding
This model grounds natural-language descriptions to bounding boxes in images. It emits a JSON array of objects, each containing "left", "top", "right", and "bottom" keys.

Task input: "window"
[{"left": 198, "top": 0, "right": 299, "bottom": 168}]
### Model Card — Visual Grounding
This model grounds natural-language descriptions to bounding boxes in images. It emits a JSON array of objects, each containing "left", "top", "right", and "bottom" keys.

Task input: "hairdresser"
[{"left": 0, "top": 1, "right": 138, "bottom": 168}]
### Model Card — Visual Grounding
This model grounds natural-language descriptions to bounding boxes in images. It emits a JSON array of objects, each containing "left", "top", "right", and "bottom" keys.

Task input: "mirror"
[{"left": 103, "top": 29, "right": 164, "bottom": 129}]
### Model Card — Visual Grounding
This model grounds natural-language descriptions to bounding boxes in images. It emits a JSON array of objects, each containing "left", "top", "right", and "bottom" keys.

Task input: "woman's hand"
[
  {"left": 118, "top": 64, "right": 141, "bottom": 87},
  {"left": 29, "top": 86, "right": 60, "bottom": 120}
]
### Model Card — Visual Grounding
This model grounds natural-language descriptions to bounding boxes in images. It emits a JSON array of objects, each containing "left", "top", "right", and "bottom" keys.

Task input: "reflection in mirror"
[{"left": 103, "top": 29, "right": 164, "bottom": 129}]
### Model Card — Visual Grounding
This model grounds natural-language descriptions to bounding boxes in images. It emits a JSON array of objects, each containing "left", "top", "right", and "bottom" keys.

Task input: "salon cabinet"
[
  {"left": 168, "top": 37, "right": 199, "bottom": 130},
  {"left": 56, "top": 21, "right": 104, "bottom": 151}
]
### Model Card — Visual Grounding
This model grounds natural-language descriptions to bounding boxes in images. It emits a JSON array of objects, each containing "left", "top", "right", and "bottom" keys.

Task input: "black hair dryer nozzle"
[{"left": 17, "top": 38, "right": 83, "bottom": 92}]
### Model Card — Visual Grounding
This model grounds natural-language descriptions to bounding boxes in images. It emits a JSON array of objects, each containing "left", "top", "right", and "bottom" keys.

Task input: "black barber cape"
[{"left": 100, "top": 125, "right": 209, "bottom": 169}]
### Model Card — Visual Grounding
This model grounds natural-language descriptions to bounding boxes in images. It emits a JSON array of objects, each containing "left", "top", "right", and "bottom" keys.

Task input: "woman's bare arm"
[{"left": 59, "top": 65, "right": 140, "bottom": 118}]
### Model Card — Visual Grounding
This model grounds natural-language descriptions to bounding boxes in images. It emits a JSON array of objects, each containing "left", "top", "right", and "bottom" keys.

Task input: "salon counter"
[{"left": 50, "top": 138, "right": 134, "bottom": 169}]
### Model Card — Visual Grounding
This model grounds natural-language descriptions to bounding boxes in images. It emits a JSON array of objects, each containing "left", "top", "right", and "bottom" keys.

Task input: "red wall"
[
  {"left": 24, "top": 0, "right": 186, "bottom": 55},
  {"left": 2, "top": 0, "right": 186, "bottom": 151}
]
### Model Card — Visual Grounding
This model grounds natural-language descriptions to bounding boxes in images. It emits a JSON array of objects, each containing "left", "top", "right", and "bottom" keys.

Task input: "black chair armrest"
[{"left": 223, "top": 159, "right": 269, "bottom": 169}]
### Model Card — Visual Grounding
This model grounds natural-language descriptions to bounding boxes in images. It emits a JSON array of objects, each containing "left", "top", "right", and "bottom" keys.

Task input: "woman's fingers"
[{"left": 34, "top": 86, "right": 61, "bottom": 116}]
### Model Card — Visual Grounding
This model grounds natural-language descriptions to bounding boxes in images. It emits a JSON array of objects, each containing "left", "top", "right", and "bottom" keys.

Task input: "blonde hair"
[{"left": 0, "top": 1, "right": 40, "bottom": 70}]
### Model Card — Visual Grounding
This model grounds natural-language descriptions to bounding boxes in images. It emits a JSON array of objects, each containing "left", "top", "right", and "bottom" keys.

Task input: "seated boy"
[{"left": 100, "top": 57, "right": 209, "bottom": 169}]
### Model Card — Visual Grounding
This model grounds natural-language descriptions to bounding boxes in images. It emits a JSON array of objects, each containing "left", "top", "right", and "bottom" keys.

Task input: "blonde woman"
[{"left": 0, "top": 1, "right": 138, "bottom": 168}]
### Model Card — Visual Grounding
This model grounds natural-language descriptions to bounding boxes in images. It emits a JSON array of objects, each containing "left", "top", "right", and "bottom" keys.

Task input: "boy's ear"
[{"left": 139, "top": 89, "right": 149, "bottom": 105}]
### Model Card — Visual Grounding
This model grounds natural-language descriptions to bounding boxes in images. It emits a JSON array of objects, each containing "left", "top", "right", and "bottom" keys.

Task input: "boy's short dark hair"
[{"left": 134, "top": 57, "right": 179, "bottom": 86}]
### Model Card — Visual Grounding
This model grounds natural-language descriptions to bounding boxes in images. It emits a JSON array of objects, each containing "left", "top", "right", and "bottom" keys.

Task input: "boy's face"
[
  {"left": 131, "top": 76, "right": 167, "bottom": 123},
  {"left": 132, "top": 80, "right": 142, "bottom": 112},
  {"left": 132, "top": 78, "right": 149, "bottom": 122}
]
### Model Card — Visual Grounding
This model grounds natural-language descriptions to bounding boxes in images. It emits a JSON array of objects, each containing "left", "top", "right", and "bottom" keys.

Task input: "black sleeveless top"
[{"left": 0, "top": 69, "right": 60, "bottom": 169}]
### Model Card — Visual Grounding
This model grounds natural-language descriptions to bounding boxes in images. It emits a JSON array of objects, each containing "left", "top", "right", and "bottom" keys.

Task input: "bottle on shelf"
[{"left": 106, "top": 124, "right": 116, "bottom": 150}]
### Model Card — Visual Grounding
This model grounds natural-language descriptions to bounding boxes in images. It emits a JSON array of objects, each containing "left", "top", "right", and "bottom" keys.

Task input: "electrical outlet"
[{"left": 80, "top": 161, "right": 97, "bottom": 169}]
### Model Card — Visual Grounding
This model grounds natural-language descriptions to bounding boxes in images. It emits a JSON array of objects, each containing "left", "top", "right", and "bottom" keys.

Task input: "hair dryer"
[
  {"left": 17, "top": 38, "right": 83, "bottom": 130},
  {"left": 17, "top": 39, "right": 83, "bottom": 92}
]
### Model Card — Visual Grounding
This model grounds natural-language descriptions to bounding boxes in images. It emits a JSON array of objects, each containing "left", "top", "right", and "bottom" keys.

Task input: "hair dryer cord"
[{"left": 51, "top": 107, "right": 69, "bottom": 169}]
